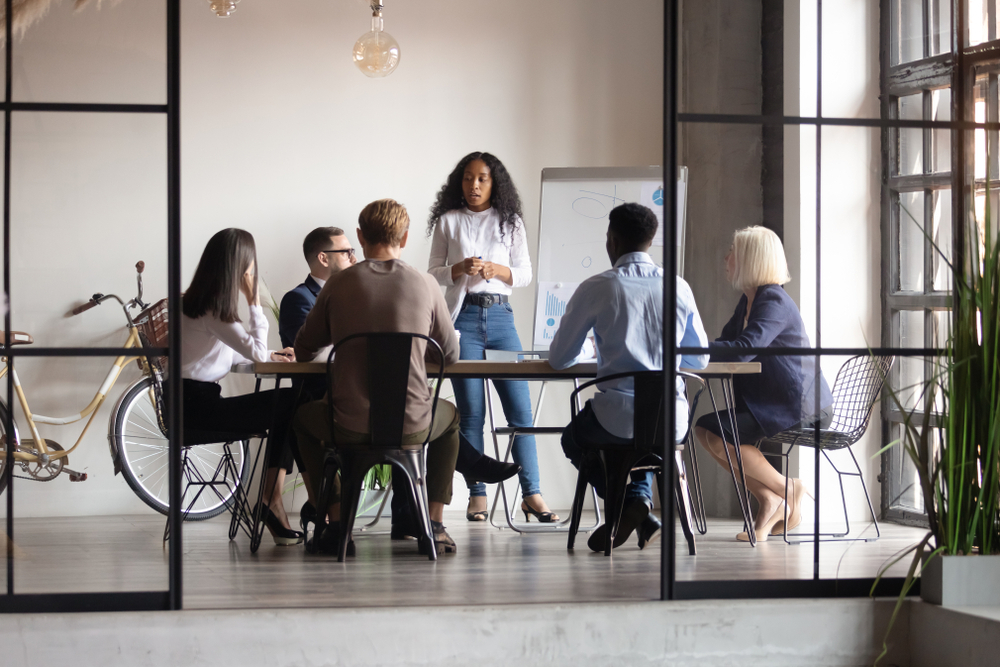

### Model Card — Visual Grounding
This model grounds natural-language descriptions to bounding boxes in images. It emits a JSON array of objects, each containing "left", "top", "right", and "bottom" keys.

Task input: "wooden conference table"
[{"left": 234, "top": 359, "right": 763, "bottom": 546}]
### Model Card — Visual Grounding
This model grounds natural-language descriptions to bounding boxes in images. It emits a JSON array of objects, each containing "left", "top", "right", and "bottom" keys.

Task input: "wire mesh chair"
[{"left": 766, "top": 354, "right": 894, "bottom": 544}]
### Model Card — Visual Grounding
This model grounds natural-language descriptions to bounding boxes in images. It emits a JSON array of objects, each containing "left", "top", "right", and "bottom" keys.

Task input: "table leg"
[
  {"left": 720, "top": 377, "right": 756, "bottom": 545},
  {"left": 704, "top": 379, "right": 757, "bottom": 546}
]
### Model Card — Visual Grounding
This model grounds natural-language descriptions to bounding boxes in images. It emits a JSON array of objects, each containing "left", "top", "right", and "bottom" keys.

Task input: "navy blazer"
[
  {"left": 279, "top": 275, "right": 322, "bottom": 349},
  {"left": 710, "top": 284, "right": 832, "bottom": 437}
]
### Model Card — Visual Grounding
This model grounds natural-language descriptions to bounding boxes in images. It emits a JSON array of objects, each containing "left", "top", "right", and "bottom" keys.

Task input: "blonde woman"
[{"left": 694, "top": 226, "right": 832, "bottom": 542}]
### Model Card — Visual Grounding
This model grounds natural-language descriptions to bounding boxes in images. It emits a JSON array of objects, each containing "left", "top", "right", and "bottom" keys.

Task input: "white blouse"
[
  {"left": 427, "top": 207, "right": 533, "bottom": 322},
  {"left": 181, "top": 305, "right": 271, "bottom": 383}
]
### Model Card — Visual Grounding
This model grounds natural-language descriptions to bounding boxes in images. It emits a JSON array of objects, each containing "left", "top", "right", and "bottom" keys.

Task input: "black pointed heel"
[
  {"left": 260, "top": 505, "right": 304, "bottom": 546},
  {"left": 299, "top": 501, "right": 317, "bottom": 536}
]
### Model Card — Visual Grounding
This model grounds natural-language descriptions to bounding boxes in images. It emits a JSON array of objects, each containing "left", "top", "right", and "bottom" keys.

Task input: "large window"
[{"left": 881, "top": 0, "right": 997, "bottom": 523}]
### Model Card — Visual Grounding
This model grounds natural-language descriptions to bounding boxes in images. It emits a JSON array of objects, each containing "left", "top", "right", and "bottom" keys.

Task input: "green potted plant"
[{"left": 872, "top": 191, "right": 1000, "bottom": 663}]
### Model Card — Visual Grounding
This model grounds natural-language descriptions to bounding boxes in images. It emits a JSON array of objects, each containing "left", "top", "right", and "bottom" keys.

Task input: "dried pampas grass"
[{"left": 0, "top": 0, "right": 121, "bottom": 44}]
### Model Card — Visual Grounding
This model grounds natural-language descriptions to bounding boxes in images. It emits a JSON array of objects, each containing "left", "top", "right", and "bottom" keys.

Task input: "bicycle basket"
[{"left": 134, "top": 298, "right": 169, "bottom": 372}]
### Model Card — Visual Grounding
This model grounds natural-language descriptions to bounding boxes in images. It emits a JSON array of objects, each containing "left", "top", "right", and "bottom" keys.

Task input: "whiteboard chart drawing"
[
  {"left": 533, "top": 281, "right": 580, "bottom": 346},
  {"left": 532, "top": 166, "right": 688, "bottom": 349}
]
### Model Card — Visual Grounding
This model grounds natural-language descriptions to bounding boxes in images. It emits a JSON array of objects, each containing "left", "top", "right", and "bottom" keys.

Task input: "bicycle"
[{"left": 0, "top": 261, "right": 250, "bottom": 520}]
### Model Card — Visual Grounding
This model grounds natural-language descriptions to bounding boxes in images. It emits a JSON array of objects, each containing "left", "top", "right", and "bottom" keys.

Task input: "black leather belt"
[{"left": 463, "top": 293, "right": 509, "bottom": 308}]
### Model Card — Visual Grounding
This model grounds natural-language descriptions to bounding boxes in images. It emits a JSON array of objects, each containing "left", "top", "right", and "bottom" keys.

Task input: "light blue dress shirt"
[{"left": 548, "top": 252, "right": 709, "bottom": 441}]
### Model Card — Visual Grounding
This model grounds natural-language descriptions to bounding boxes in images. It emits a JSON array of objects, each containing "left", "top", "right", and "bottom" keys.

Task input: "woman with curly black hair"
[{"left": 428, "top": 152, "right": 558, "bottom": 524}]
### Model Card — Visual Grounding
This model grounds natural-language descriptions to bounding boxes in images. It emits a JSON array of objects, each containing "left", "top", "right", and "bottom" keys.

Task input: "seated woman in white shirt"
[
  {"left": 179, "top": 228, "right": 306, "bottom": 546},
  {"left": 427, "top": 152, "right": 557, "bottom": 524}
]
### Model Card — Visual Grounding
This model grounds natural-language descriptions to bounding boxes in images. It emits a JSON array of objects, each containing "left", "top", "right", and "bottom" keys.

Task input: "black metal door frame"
[{"left": 1, "top": 0, "right": 182, "bottom": 612}]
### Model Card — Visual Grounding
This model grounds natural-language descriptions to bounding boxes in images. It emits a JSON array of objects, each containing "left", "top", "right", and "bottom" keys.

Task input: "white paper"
[{"left": 533, "top": 281, "right": 580, "bottom": 347}]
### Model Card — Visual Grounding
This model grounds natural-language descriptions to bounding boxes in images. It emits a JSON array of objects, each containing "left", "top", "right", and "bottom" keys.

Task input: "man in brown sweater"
[{"left": 293, "top": 198, "right": 461, "bottom": 554}]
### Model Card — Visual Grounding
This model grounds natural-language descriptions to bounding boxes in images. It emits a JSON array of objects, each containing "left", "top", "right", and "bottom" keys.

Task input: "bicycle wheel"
[
  {"left": 0, "top": 398, "right": 16, "bottom": 497},
  {"left": 111, "top": 377, "right": 251, "bottom": 520}
]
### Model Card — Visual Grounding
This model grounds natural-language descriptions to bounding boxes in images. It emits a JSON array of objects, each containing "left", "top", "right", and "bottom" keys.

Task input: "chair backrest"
[
  {"left": 327, "top": 332, "right": 445, "bottom": 448},
  {"left": 633, "top": 371, "right": 665, "bottom": 451},
  {"left": 827, "top": 354, "right": 895, "bottom": 441},
  {"left": 569, "top": 369, "right": 666, "bottom": 450}
]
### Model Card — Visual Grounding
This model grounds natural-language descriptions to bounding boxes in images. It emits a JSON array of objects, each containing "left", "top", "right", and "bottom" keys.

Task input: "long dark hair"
[
  {"left": 182, "top": 228, "right": 258, "bottom": 323},
  {"left": 426, "top": 152, "right": 524, "bottom": 243}
]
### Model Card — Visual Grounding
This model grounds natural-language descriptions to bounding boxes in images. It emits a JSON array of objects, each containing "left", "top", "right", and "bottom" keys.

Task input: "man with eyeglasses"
[{"left": 279, "top": 226, "right": 357, "bottom": 350}]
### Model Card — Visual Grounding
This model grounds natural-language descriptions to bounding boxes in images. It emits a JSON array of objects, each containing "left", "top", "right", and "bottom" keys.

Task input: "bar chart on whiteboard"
[{"left": 533, "top": 281, "right": 579, "bottom": 346}]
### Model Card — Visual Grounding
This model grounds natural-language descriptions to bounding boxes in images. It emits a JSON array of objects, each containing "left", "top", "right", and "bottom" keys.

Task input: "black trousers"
[{"left": 178, "top": 379, "right": 303, "bottom": 472}]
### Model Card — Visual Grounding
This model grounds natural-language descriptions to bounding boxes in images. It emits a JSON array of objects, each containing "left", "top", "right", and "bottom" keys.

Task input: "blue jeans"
[
  {"left": 561, "top": 400, "right": 653, "bottom": 502},
  {"left": 453, "top": 301, "right": 541, "bottom": 498}
]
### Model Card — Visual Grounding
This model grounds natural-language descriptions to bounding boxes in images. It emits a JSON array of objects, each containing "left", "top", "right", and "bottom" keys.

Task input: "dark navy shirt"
[{"left": 709, "top": 284, "right": 832, "bottom": 437}]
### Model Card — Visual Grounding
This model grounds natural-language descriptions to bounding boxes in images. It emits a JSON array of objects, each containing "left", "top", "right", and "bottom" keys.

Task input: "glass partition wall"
[
  {"left": 2, "top": 0, "right": 990, "bottom": 612},
  {"left": 663, "top": 0, "right": 991, "bottom": 598},
  {"left": 1, "top": 0, "right": 181, "bottom": 611}
]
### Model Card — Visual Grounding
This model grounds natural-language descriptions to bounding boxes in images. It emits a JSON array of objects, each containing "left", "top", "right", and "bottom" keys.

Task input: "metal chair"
[
  {"left": 766, "top": 354, "right": 894, "bottom": 544},
  {"left": 315, "top": 332, "right": 445, "bottom": 562},
  {"left": 147, "top": 368, "right": 264, "bottom": 545},
  {"left": 565, "top": 370, "right": 699, "bottom": 556},
  {"left": 481, "top": 348, "right": 600, "bottom": 533}
]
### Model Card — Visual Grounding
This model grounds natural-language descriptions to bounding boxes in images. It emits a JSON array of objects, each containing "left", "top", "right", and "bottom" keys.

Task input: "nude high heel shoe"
[
  {"left": 770, "top": 479, "right": 814, "bottom": 536},
  {"left": 736, "top": 501, "right": 786, "bottom": 543}
]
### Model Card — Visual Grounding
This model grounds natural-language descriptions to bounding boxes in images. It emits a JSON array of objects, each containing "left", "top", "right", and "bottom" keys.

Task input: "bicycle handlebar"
[
  {"left": 71, "top": 300, "right": 99, "bottom": 315},
  {"left": 71, "top": 260, "right": 148, "bottom": 318}
]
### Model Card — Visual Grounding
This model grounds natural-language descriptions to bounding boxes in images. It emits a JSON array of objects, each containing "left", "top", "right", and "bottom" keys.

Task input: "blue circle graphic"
[
  {"left": 546, "top": 318, "right": 555, "bottom": 326},
  {"left": 652, "top": 187, "right": 664, "bottom": 206}
]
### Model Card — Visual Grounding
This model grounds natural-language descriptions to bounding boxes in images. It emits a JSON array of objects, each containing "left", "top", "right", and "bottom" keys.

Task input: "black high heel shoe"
[
  {"left": 260, "top": 504, "right": 304, "bottom": 546},
  {"left": 300, "top": 501, "right": 317, "bottom": 536},
  {"left": 521, "top": 501, "right": 559, "bottom": 523},
  {"left": 465, "top": 457, "right": 521, "bottom": 485}
]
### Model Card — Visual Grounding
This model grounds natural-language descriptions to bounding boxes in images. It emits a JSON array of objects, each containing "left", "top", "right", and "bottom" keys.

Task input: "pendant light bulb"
[
  {"left": 208, "top": 0, "right": 240, "bottom": 17},
  {"left": 353, "top": 2, "right": 401, "bottom": 78}
]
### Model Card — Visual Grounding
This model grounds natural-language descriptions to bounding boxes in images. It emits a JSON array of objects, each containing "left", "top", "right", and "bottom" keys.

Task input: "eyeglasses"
[{"left": 322, "top": 248, "right": 356, "bottom": 258}]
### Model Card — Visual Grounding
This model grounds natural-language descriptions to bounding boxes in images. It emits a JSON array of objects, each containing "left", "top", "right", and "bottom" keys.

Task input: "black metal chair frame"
[
  {"left": 764, "top": 354, "right": 894, "bottom": 544},
  {"left": 315, "top": 332, "right": 446, "bottom": 562},
  {"left": 146, "top": 367, "right": 265, "bottom": 544},
  {"left": 565, "top": 370, "right": 699, "bottom": 556}
]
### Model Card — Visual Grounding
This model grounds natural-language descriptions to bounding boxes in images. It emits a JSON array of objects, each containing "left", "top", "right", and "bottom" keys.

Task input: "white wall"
[{"left": 1, "top": 0, "right": 663, "bottom": 517}]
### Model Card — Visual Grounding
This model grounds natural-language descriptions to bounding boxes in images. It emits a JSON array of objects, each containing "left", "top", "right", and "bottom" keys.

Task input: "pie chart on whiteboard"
[{"left": 651, "top": 187, "right": 664, "bottom": 206}]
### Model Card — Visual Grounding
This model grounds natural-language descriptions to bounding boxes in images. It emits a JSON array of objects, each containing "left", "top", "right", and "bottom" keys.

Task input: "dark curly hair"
[{"left": 426, "top": 152, "right": 524, "bottom": 243}]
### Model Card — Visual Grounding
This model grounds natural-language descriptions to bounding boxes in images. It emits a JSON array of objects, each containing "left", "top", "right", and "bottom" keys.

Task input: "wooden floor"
[{"left": 1, "top": 513, "right": 927, "bottom": 607}]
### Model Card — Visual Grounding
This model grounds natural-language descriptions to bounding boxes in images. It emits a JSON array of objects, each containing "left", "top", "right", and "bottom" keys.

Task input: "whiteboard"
[{"left": 532, "top": 166, "right": 688, "bottom": 348}]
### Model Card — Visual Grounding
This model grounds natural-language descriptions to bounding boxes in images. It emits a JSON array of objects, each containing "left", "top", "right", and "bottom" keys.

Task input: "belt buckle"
[{"left": 481, "top": 294, "right": 496, "bottom": 308}]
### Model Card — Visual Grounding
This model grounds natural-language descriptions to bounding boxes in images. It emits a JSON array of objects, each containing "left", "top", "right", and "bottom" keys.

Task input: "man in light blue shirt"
[{"left": 549, "top": 202, "right": 708, "bottom": 552}]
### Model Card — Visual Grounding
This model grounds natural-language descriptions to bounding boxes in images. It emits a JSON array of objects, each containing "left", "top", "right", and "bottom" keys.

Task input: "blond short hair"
[
  {"left": 730, "top": 226, "right": 791, "bottom": 290},
  {"left": 358, "top": 199, "right": 410, "bottom": 247}
]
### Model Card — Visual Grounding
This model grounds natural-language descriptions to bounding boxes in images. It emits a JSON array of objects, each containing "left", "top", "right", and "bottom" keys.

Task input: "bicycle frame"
[
  {"left": 0, "top": 327, "right": 147, "bottom": 464},
  {"left": 0, "top": 262, "right": 155, "bottom": 466}
]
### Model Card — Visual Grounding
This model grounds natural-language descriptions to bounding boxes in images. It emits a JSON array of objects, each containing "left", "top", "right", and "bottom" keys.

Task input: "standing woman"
[
  {"left": 428, "top": 152, "right": 558, "bottom": 523},
  {"left": 180, "top": 228, "right": 309, "bottom": 545}
]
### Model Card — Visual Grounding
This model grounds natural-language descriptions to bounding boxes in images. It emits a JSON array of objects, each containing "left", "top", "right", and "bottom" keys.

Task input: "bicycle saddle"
[{"left": 0, "top": 331, "right": 33, "bottom": 346}]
